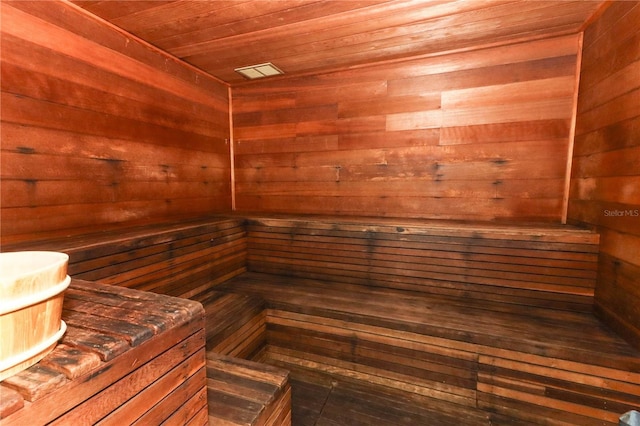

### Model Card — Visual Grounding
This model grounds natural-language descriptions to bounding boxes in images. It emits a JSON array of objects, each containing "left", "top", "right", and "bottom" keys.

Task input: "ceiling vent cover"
[{"left": 235, "top": 62, "right": 284, "bottom": 79}]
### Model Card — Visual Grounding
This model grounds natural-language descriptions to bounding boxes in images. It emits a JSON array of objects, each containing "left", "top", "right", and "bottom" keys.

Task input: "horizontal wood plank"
[
  {"left": 0, "top": 2, "right": 231, "bottom": 242},
  {"left": 244, "top": 216, "right": 598, "bottom": 309},
  {"left": 567, "top": 0, "right": 640, "bottom": 348},
  {"left": 232, "top": 35, "right": 581, "bottom": 222},
  {"left": 206, "top": 352, "right": 290, "bottom": 426}
]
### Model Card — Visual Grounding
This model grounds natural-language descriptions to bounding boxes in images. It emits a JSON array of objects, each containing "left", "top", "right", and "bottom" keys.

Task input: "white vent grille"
[{"left": 234, "top": 62, "right": 283, "bottom": 79}]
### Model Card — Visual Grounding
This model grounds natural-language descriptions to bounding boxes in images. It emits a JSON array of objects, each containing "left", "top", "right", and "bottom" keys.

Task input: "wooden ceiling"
[{"left": 71, "top": 0, "right": 605, "bottom": 85}]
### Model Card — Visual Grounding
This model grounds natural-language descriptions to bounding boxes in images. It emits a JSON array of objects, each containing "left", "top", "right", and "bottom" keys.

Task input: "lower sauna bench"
[
  {"left": 207, "top": 352, "right": 292, "bottom": 426},
  {"left": 0, "top": 279, "right": 208, "bottom": 425}
]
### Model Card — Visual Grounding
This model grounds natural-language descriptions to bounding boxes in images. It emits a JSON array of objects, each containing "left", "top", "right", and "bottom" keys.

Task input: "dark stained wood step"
[
  {"left": 219, "top": 271, "right": 640, "bottom": 426},
  {"left": 0, "top": 280, "right": 207, "bottom": 425},
  {"left": 207, "top": 352, "right": 291, "bottom": 426}
]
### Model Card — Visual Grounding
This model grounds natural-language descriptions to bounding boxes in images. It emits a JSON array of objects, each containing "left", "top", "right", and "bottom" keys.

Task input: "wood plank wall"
[
  {"left": 232, "top": 34, "right": 582, "bottom": 222},
  {"left": 568, "top": 1, "right": 640, "bottom": 349},
  {"left": 0, "top": 1, "right": 231, "bottom": 245}
]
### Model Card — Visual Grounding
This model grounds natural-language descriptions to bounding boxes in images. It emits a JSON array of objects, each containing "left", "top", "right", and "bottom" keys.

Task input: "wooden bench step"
[
  {"left": 220, "top": 272, "right": 640, "bottom": 425},
  {"left": 2, "top": 216, "right": 248, "bottom": 300},
  {"left": 206, "top": 352, "right": 291, "bottom": 426}
]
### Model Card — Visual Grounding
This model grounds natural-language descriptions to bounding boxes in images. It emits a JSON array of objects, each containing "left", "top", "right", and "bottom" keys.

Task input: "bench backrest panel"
[
  {"left": 245, "top": 217, "right": 600, "bottom": 312},
  {"left": 3, "top": 217, "right": 247, "bottom": 299}
]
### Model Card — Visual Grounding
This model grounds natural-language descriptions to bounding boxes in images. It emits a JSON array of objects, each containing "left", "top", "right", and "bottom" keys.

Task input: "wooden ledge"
[
  {"left": 239, "top": 213, "right": 599, "bottom": 244},
  {"left": 1, "top": 215, "right": 242, "bottom": 252},
  {"left": 2, "top": 213, "right": 599, "bottom": 250}
]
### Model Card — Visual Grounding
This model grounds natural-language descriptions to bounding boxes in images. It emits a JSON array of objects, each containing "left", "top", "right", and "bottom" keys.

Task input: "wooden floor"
[{"left": 290, "top": 378, "right": 489, "bottom": 426}]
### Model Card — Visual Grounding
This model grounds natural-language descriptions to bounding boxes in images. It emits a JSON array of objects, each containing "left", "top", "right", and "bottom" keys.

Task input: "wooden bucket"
[{"left": 0, "top": 251, "right": 70, "bottom": 381}]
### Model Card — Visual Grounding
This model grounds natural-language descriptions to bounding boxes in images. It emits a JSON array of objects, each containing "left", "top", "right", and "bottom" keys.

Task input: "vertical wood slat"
[
  {"left": 0, "top": 2, "right": 232, "bottom": 241},
  {"left": 232, "top": 34, "right": 582, "bottom": 222},
  {"left": 229, "top": 86, "right": 237, "bottom": 211},
  {"left": 562, "top": 32, "right": 584, "bottom": 224}
]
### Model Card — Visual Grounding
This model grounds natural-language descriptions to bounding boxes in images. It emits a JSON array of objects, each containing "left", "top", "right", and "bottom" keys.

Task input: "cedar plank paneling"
[
  {"left": 568, "top": 1, "right": 640, "bottom": 349},
  {"left": 69, "top": 1, "right": 603, "bottom": 85},
  {"left": 0, "top": 2, "right": 231, "bottom": 243},
  {"left": 232, "top": 34, "right": 581, "bottom": 221},
  {"left": 70, "top": 1, "right": 176, "bottom": 21}
]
